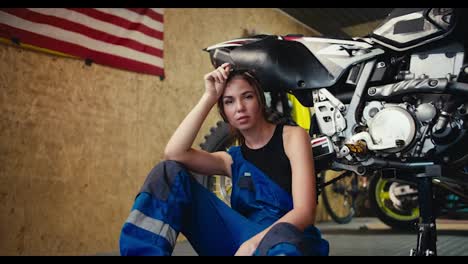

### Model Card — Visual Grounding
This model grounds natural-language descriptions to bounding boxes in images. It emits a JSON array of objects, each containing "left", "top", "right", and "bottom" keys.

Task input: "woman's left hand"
[{"left": 234, "top": 240, "right": 258, "bottom": 256}]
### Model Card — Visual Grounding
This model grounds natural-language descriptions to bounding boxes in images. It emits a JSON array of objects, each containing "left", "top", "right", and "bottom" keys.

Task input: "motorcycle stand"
[{"left": 409, "top": 165, "right": 440, "bottom": 256}]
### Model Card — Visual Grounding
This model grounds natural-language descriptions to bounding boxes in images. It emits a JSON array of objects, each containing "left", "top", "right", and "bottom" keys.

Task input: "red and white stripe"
[{"left": 0, "top": 8, "right": 164, "bottom": 76}]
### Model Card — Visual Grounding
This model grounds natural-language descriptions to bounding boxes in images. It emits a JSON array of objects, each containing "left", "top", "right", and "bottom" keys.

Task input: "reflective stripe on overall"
[{"left": 119, "top": 146, "right": 329, "bottom": 256}]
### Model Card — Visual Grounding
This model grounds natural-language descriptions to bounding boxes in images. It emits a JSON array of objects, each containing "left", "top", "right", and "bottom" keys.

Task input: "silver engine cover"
[{"left": 367, "top": 106, "right": 416, "bottom": 153}]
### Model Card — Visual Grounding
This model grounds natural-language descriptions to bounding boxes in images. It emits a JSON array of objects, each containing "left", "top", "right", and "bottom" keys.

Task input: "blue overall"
[{"left": 119, "top": 146, "right": 329, "bottom": 256}]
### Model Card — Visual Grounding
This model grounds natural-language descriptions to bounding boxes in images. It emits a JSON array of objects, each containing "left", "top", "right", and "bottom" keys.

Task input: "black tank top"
[{"left": 241, "top": 124, "right": 292, "bottom": 194}]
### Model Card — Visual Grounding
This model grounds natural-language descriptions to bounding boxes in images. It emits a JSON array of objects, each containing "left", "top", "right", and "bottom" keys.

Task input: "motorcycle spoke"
[
  {"left": 410, "top": 207, "right": 420, "bottom": 218},
  {"left": 379, "top": 190, "right": 391, "bottom": 201}
]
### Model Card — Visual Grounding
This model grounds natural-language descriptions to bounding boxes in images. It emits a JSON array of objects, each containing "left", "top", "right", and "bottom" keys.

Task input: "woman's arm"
[
  {"left": 235, "top": 125, "right": 316, "bottom": 255},
  {"left": 282, "top": 125, "right": 317, "bottom": 226},
  {"left": 164, "top": 63, "right": 233, "bottom": 177}
]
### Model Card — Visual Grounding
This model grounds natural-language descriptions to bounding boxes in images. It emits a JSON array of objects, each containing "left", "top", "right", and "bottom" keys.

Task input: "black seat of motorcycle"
[{"left": 230, "top": 35, "right": 335, "bottom": 93}]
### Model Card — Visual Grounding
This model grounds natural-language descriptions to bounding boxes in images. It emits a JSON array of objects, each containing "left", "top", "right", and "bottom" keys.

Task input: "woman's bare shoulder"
[
  {"left": 282, "top": 125, "right": 310, "bottom": 151},
  {"left": 282, "top": 125, "right": 309, "bottom": 139}
]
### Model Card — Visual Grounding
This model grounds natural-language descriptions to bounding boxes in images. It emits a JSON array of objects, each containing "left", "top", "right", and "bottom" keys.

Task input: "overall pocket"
[{"left": 234, "top": 173, "right": 258, "bottom": 215}]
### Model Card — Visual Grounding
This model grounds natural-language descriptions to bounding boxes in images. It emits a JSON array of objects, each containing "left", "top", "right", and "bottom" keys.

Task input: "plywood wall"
[{"left": 0, "top": 8, "right": 323, "bottom": 255}]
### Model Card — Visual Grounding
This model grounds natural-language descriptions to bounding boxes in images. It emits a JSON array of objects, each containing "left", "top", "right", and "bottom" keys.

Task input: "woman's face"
[{"left": 222, "top": 77, "right": 262, "bottom": 130}]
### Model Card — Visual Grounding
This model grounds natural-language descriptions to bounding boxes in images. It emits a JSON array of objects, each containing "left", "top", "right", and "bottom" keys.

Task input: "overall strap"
[{"left": 227, "top": 146, "right": 293, "bottom": 214}]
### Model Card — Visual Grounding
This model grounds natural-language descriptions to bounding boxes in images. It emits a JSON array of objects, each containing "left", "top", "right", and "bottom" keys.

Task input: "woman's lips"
[{"left": 237, "top": 116, "right": 249, "bottom": 123}]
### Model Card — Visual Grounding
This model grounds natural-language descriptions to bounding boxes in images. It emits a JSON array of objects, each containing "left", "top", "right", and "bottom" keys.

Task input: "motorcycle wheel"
[
  {"left": 199, "top": 121, "right": 236, "bottom": 205},
  {"left": 369, "top": 173, "right": 419, "bottom": 231},
  {"left": 320, "top": 170, "right": 358, "bottom": 224}
]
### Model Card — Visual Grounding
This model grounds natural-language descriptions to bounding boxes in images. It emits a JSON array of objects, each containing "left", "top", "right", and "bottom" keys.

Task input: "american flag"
[{"left": 0, "top": 8, "right": 164, "bottom": 77}]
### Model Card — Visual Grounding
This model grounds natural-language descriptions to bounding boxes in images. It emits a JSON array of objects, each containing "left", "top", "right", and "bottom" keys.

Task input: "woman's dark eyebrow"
[{"left": 223, "top": 91, "right": 254, "bottom": 100}]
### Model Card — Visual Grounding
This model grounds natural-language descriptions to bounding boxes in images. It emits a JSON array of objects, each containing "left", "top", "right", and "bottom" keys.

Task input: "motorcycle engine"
[
  {"left": 357, "top": 98, "right": 454, "bottom": 158},
  {"left": 361, "top": 102, "right": 417, "bottom": 153},
  {"left": 348, "top": 101, "right": 417, "bottom": 154}
]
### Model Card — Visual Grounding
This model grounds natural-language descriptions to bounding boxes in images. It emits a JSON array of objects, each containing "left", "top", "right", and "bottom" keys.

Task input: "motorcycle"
[{"left": 200, "top": 8, "right": 468, "bottom": 256}]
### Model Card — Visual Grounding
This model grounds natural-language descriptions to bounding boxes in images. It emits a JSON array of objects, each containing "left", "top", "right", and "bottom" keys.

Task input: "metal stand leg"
[{"left": 410, "top": 165, "right": 439, "bottom": 256}]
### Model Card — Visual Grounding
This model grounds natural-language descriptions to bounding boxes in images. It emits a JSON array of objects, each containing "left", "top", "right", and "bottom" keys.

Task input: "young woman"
[{"left": 119, "top": 63, "right": 329, "bottom": 256}]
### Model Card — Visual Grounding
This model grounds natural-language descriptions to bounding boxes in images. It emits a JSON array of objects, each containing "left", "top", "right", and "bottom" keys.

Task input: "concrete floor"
[{"left": 172, "top": 217, "right": 468, "bottom": 256}]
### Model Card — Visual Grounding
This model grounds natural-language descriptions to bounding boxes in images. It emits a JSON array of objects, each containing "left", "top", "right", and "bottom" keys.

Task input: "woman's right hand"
[{"left": 203, "top": 62, "right": 231, "bottom": 102}]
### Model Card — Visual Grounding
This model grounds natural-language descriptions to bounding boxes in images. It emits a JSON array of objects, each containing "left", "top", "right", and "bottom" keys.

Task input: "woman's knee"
[
  {"left": 255, "top": 222, "right": 305, "bottom": 256},
  {"left": 139, "top": 160, "right": 190, "bottom": 201}
]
